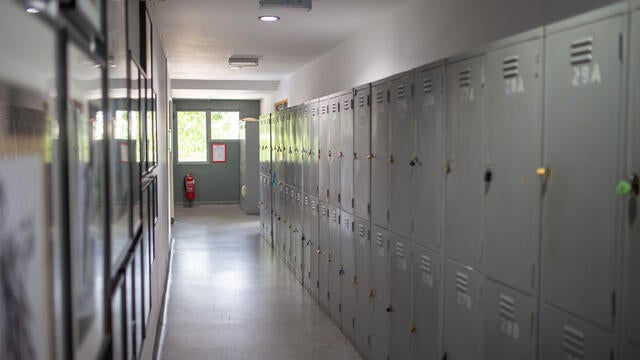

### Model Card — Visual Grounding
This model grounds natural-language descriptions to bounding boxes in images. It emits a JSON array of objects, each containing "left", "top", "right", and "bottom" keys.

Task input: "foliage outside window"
[
  {"left": 178, "top": 111, "right": 207, "bottom": 162},
  {"left": 210, "top": 111, "right": 240, "bottom": 140},
  {"left": 114, "top": 111, "right": 128, "bottom": 139}
]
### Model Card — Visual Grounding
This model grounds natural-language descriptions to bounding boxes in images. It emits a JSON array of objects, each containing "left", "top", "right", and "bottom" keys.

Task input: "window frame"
[
  {"left": 209, "top": 110, "right": 242, "bottom": 141},
  {"left": 176, "top": 110, "right": 209, "bottom": 164}
]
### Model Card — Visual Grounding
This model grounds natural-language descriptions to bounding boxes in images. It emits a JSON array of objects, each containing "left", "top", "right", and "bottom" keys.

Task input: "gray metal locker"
[
  {"left": 389, "top": 234, "right": 412, "bottom": 360},
  {"left": 340, "top": 211, "right": 356, "bottom": 342},
  {"left": 542, "top": 11, "right": 626, "bottom": 330},
  {"left": 371, "top": 226, "right": 390, "bottom": 360},
  {"left": 318, "top": 202, "right": 330, "bottom": 312},
  {"left": 371, "top": 80, "right": 390, "bottom": 229},
  {"left": 413, "top": 64, "right": 445, "bottom": 253},
  {"left": 539, "top": 304, "right": 613, "bottom": 360},
  {"left": 412, "top": 243, "right": 442, "bottom": 360},
  {"left": 319, "top": 99, "right": 330, "bottom": 203},
  {"left": 482, "top": 279, "right": 536, "bottom": 360},
  {"left": 389, "top": 73, "right": 416, "bottom": 239},
  {"left": 445, "top": 54, "right": 485, "bottom": 268},
  {"left": 309, "top": 101, "right": 320, "bottom": 196},
  {"left": 296, "top": 106, "right": 304, "bottom": 191},
  {"left": 443, "top": 259, "right": 482, "bottom": 360},
  {"left": 354, "top": 216, "right": 372, "bottom": 356},
  {"left": 303, "top": 194, "right": 312, "bottom": 292},
  {"left": 329, "top": 95, "right": 342, "bottom": 208},
  {"left": 302, "top": 104, "right": 311, "bottom": 194},
  {"left": 294, "top": 190, "right": 304, "bottom": 281},
  {"left": 484, "top": 32, "right": 543, "bottom": 295},
  {"left": 307, "top": 196, "right": 320, "bottom": 300},
  {"left": 625, "top": 8, "right": 640, "bottom": 352},
  {"left": 624, "top": 343, "right": 640, "bottom": 360},
  {"left": 354, "top": 85, "right": 371, "bottom": 220},
  {"left": 340, "top": 94, "right": 355, "bottom": 214},
  {"left": 240, "top": 119, "right": 260, "bottom": 215},
  {"left": 328, "top": 205, "right": 341, "bottom": 325}
]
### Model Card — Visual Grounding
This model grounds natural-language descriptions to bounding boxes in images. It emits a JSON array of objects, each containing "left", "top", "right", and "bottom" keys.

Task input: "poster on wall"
[
  {"left": 0, "top": 156, "right": 50, "bottom": 360},
  {"left": 212, "top": 143, "right": 227, "bottom": 163}
]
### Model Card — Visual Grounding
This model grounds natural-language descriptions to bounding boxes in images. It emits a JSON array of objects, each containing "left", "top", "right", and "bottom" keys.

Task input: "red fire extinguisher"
[{"left": 184, "top": 173, "right": 195, "bottom": 202}]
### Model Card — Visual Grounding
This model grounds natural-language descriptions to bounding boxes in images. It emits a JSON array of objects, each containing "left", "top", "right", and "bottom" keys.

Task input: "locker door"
[
  {"left": 445, "top": 55, "right": 485, "bottom": 268},
  {"left": 371, "top": 226, "right": 390, "bottom": 360},
  {"left": 329, "top": 97, "right": 341, "bottom": 208},
  {"left": 303, "top": 195, "right": 312, "bottom": 292},
  {"left": 414, "top": 65, "right": 445, "bottom": 253},
  {"left": 354, "top": 217, "right": 372, "bottom": 356},
  {"left": 309, "top": 197, "right": 320, "bottom": 300},
  {"left": 626, "top": 9, "right": 640, "bottom": 352},
  {"left": 328, "top": 206, "right": 342, "bottom": 325},
  {"left": 296, "top": 107, "right": 303, "bottom": 190},
  {"left": 318, "top": 203, "right": 330, "bottom": 312},
  {"left": 340, "top": 94, "right": 355, "bottom": 214},
  {"left": 302, "top": 105, "right": 311, "bottom": 194},
  {"left": 540, "top": 305, "right": 613, "bottom": 360},
  {"left": 354, "top": 86, "right": 371, "bottom": 220},
  {"left": 624, "top": 343, "right": 640, "bottom": 360},
  {"left": 485, "top": 37, "right": 543, "bottom": 295},
  {"left": 389, "top": 234, "right": 412, "bottom": 360},
  {"left": 412, "top": 244, "right": 442, "bottom": 360},
  {"left": 319, "top": 100, "right": 330, "bottom": 203},
  {"left": 340, "top": 211, "right": 356, "bottom": 342},
  {"left": 371, "top": 82, "right": 390, "bottom": 228},
  {"left": 443, "top": 259, "right": 482, "bottom": 360},
  {"left": 543, "top": 15, "right": 625, "bottom": 329},
  {"left": 389, "top": 74, "right": 416, "bottom": 239},
  {"left": 294, "top": 190, "right": 304, "bottom": 281},
  {"left": 310, "top": 102, "right": 320, "bottom": 196},
  {"left": 482, "top": 279, "right": 536, "bottom": 360}
]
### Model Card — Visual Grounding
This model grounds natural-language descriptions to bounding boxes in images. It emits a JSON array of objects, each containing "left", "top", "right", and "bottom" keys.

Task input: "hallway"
[{"left": 159, "top": 204, "right": 361, "bottom": 360}]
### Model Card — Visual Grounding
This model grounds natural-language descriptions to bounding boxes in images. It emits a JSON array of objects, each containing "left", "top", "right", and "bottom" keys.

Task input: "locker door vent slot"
[
  {"left": 397, "top": 84, "right": 406, "bottom": 99},
  {"left": 395, "top": 242, "right": 405, "bottom": 257},
  {"left": 562, "top": 325, "right": 586, "bottom": 358},
  {"left": 343, "top": 99, "right": 351, "bottom": 110},
  {"left": 423, "top": 78, "right": 433, "bottom": 94},
  {"left": 455, "top": 272, "right": 469, "bottom": 294},
  {"left": 498, "top": 294, "right": 516, "bottom": 321},
  {"left": 312, "top": 107, "right": 317, "bottom": 116},
  {"left": 358, "top": 224, "right": 366, "bottom": 237},
  {"left": 502, "top": 55, "right": 519, "bottom": 79},
  {"left": 459, "top": 68, "right": 471, "bottom": 88},
  {"left": 570, "top": 37, "right": 594, "bottom": 66},
  {"left": 322, "top": 106, "right": 327, "bottom": 115},
  {"left": 376, "top": 91, "right": 385, "bottom": 104},
  {"left": 332, "top": 102, "right": 337, "bottom": 113},
  {"left": 376, "top": 233, "right": 384, "bottom": 248},
  {"left": 420, "top": 255, "right": 431, "bottom": 273},
  {"left": 358, "top": 96, "right": 366, "bottom": 107}
]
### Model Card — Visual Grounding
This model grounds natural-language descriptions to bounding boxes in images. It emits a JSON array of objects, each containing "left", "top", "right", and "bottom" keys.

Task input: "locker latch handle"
[
  {"left": 484, "top": 168, "right": 493, "bottom": 183},
  {"left": 389, "top": 155, "right": 395, "bottom": 164},
  {"left": 328, "top": 150, "right": 332, "bottom": 157},
  {"left": 445, "top": 162, "right": 451, "bottom": 174},
  {"left": 367, "top": 154, "right": 374, "bottom": 160},
  {"left": 338, "top": 151, "right": 344, "bottom": 158},
  {"left": 410, "top": 325, "right": 416, "bottom": 334},
  {"left": 617, "top": 173, "right": 639, "bottom": 196},
  {"left": 353, "top": 153, "right": 358, "bottom": 160},
  {"left": 352, "top": 276, "right": 358, "bottom": 284},
  {"left": 317, "top": 248, "right": 321, "bottom": 254},
  {"left": 409, "top": 157, "right": 420, "bottom": 167},
  {"left": 339, "top": 266, "right": 345, "bottom": 276},
  {"left": 386, "top": 305, "right": 393, "bottom": 312},
  {"left": 368, "top": 289, "right": 376, "bottom": 298}
]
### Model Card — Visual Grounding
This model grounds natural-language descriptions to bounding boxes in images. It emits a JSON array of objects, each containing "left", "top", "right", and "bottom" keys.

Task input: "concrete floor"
[{"left": 159, "top": 204, "right": 361, "bottom": 360}]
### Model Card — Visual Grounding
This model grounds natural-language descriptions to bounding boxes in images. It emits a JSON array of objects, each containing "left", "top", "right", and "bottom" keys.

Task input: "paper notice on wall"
[
  {"left": 0, "top": 155, "right": 49, "bottom": 359},
  {"left": 212, "top": 143, "right": 226, "bottom": 163}
]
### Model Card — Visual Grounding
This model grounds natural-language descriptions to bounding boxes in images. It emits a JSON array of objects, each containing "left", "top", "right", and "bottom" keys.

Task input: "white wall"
[{"left": 277, "top": 0, "right": 617, "bottom": 105}]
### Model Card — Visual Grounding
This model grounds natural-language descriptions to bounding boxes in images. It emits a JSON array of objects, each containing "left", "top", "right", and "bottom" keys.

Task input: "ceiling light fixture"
[
  {"left": 228, "top": 56, "right": 260, "bottom": 69},
  {"left": 26, "top": 7, "right": 40, "bottom": 13},
  {"left": 258, "top": 15, "right": 280, "bottom": 22}
]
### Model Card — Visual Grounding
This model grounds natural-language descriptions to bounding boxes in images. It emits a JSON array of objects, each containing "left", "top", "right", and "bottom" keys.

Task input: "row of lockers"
[{"left": 259, "top": 2, "right": 640, "bottom": 359}]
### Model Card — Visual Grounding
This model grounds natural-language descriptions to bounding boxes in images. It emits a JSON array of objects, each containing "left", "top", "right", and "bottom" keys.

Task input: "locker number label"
[
  {"left": 571, "top": 63, "right": 602, "bottom": 87},
  {"left": 457, "top": 292, "right": 472, "bottom": 310},
  {"left": 397, "top": 258, "right": 407, "bottom": 271},
  {"left": 500, "top": 318, "right": 520, "bottom": 340},
  {"left": 505, "top": 77, "right": 525, "bottom": 95},
  {"left": 422, "top": 272, "right": 434, "bottom": 288},
  {"left": 378, "top": 246, "right": 385, "bottom": 257},
  {"left": 460, "top": 87, "right": 475, "bottom": 102}
]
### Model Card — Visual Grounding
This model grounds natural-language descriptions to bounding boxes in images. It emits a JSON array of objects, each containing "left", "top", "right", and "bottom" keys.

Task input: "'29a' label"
[{"left": 572, "top": 63, "right": 602, "bottom": 87}]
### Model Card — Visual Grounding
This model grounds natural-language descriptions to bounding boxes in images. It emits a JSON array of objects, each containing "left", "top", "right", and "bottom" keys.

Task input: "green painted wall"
[{"left": 172, "top": 99, "right": 260, "bottom": 204}]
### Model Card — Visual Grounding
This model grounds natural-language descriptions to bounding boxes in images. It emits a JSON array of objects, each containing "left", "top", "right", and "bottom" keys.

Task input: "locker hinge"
[
  {"left": 339, "top": 215, "right": 341, "bottom": 224},
  {"left": 352, "top": 222, "right": 354, "bottom": 231},
  {"left": 327, "top": 291, "right": 330, "bottom": 300},
  {"left": 367, "top": 95, "right": 371, "bottom": 106},
  {"left": 619, "top": 33, "right": 624, "bottom": 63},
  {"left": 610, "top": 350, "right": 615, "bottom": 360},
  {"left": 352, "top": 318, "right": 355, "bottom": 328},
  {"left": 339, "top": 303, "right": 342, "bottom": 312},
  {"left": 338, "top": 193, "right": 341, "bottom": 203},
  {"left": 368, "top": 335, "right": 371, "bottom": 346},
  {"left": 441, "top": 73, "right": 445, "bottom": 93},
  {"left": 612, "top": 291, "right": 616, "bottom": 317},
  {"left": 351, "top": 99, "right": 354, "bottom": 109},
  {"left": 387, "top": 89, "right": 391, "bottom": 102},
  {"left": 531, "top": 263, "right": 536, "bottom": 290},
  {"left": 317, "top": 281, "right": 319, "bottom": 289},
  {"left": 367, "top": 230, "right": 371, "bottom": 240},
  {"left": 410, "top": 83, "right": 415, "bottom": 98},
  {"left": 367, "top": 204, "right": 371, "bottom": 214},
  {"left": 351, "top": 198, "right": 355, "bottom": 209},
  {"left": 387, "top": 209, "right": 390, "bottom": 223},
  {"left": 338, "top": 102, "right": 341, "bottom": 112}
]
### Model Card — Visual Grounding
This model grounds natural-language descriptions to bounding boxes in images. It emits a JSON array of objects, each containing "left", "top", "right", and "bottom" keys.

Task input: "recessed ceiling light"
[
  {"left": 26, "top": 7, "right": 40, "bottom": 13},
  {"left": 258, "top": 15, "right": 280, "bottom": 22}
]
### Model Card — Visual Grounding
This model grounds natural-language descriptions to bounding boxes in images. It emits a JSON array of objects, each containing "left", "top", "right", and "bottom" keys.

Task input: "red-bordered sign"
[{"left": 212, "top": 143, "right": 227, "bottom": 163}]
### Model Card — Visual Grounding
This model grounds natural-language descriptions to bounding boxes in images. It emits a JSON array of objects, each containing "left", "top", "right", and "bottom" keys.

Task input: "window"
[
  {"left": 210, "top": 111, "right": 240, "bottom": 140},
  {"left": 177, "top": 111, "right": 207, "bottom": 162}
]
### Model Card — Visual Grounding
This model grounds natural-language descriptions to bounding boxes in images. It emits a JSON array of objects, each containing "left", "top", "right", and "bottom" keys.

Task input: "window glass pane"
[
  {"left": 177, "top": 111, "right": 207, "bottom": 162},
  {"left": 210, "top": 111, "right": 240, "bottom": 139}
]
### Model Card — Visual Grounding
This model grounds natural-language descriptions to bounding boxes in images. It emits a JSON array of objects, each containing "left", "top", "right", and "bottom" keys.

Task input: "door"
[
  {"left": 542, "top": 14, "right": 626, "bottom": 330},
  {"left": 354, "top": 216, "right": 372, "bottom": 356},
  {"left": 412, "top": 244, "right": 442, "bottom": 360},
  {"left": 370, "top": 226, "right": 390, "bottom": 360},
  {"left": 485, "top": 36, "right": 543, "bottom": 295},
  {"left": 329, "top": 96, "right": 341, "bottom": 208},
  {"left": 318, "top": 203, "right": 330, "bottom": 312},
  {"left": 302, "top": 105, "right": 311, "bottom": 194},
  {"left": 319, "top": 100, "right": 330, "bottom": 203},
  {"left": 371, "top": 82, "right": 390, "bottom": 229},
  {"left": 389, "top": 234, "right": 412, "bottom": 360},
  {"left": 414, "top": 65, "right": 445, "bottom": 253},
  {"left": 308, "top": 197, "right": 320, "bottom": 300},
  {"left": 328, "top": 205, "right": 341, "bottom": 325},
  {"left": 539, "top": 304, "right": 613, "bottom": 360},
  {"left": 389, "top": 73, "right": 416, "bottom": 239},
  {"left": 443, "top": 259, "right": 482, "bottom": 360},
  {"left": 354, "top": 86, "right": 371, "bottom": 220},
  {"left": 482, "top": 279, "right": 536, "bottom": 360},
  {"left": 340, "top": 211, "right": 356, "bottom": 342},
  {"left": 340, "top": 94, "right": 355, "bottom": 214},
  {"left": 309, "top": 101, "right": 319, "bottom": 196},
  {"left": 445, "top": 55, "right": 485, "bottom": 268},
  {"left": 303, "top": 194, "right": 312, "bottom": 292}
]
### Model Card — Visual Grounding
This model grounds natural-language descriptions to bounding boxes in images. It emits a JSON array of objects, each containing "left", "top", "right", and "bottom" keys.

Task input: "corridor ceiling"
[{"left": 155, "top": 0, "right": 412, "bottom": 82}]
